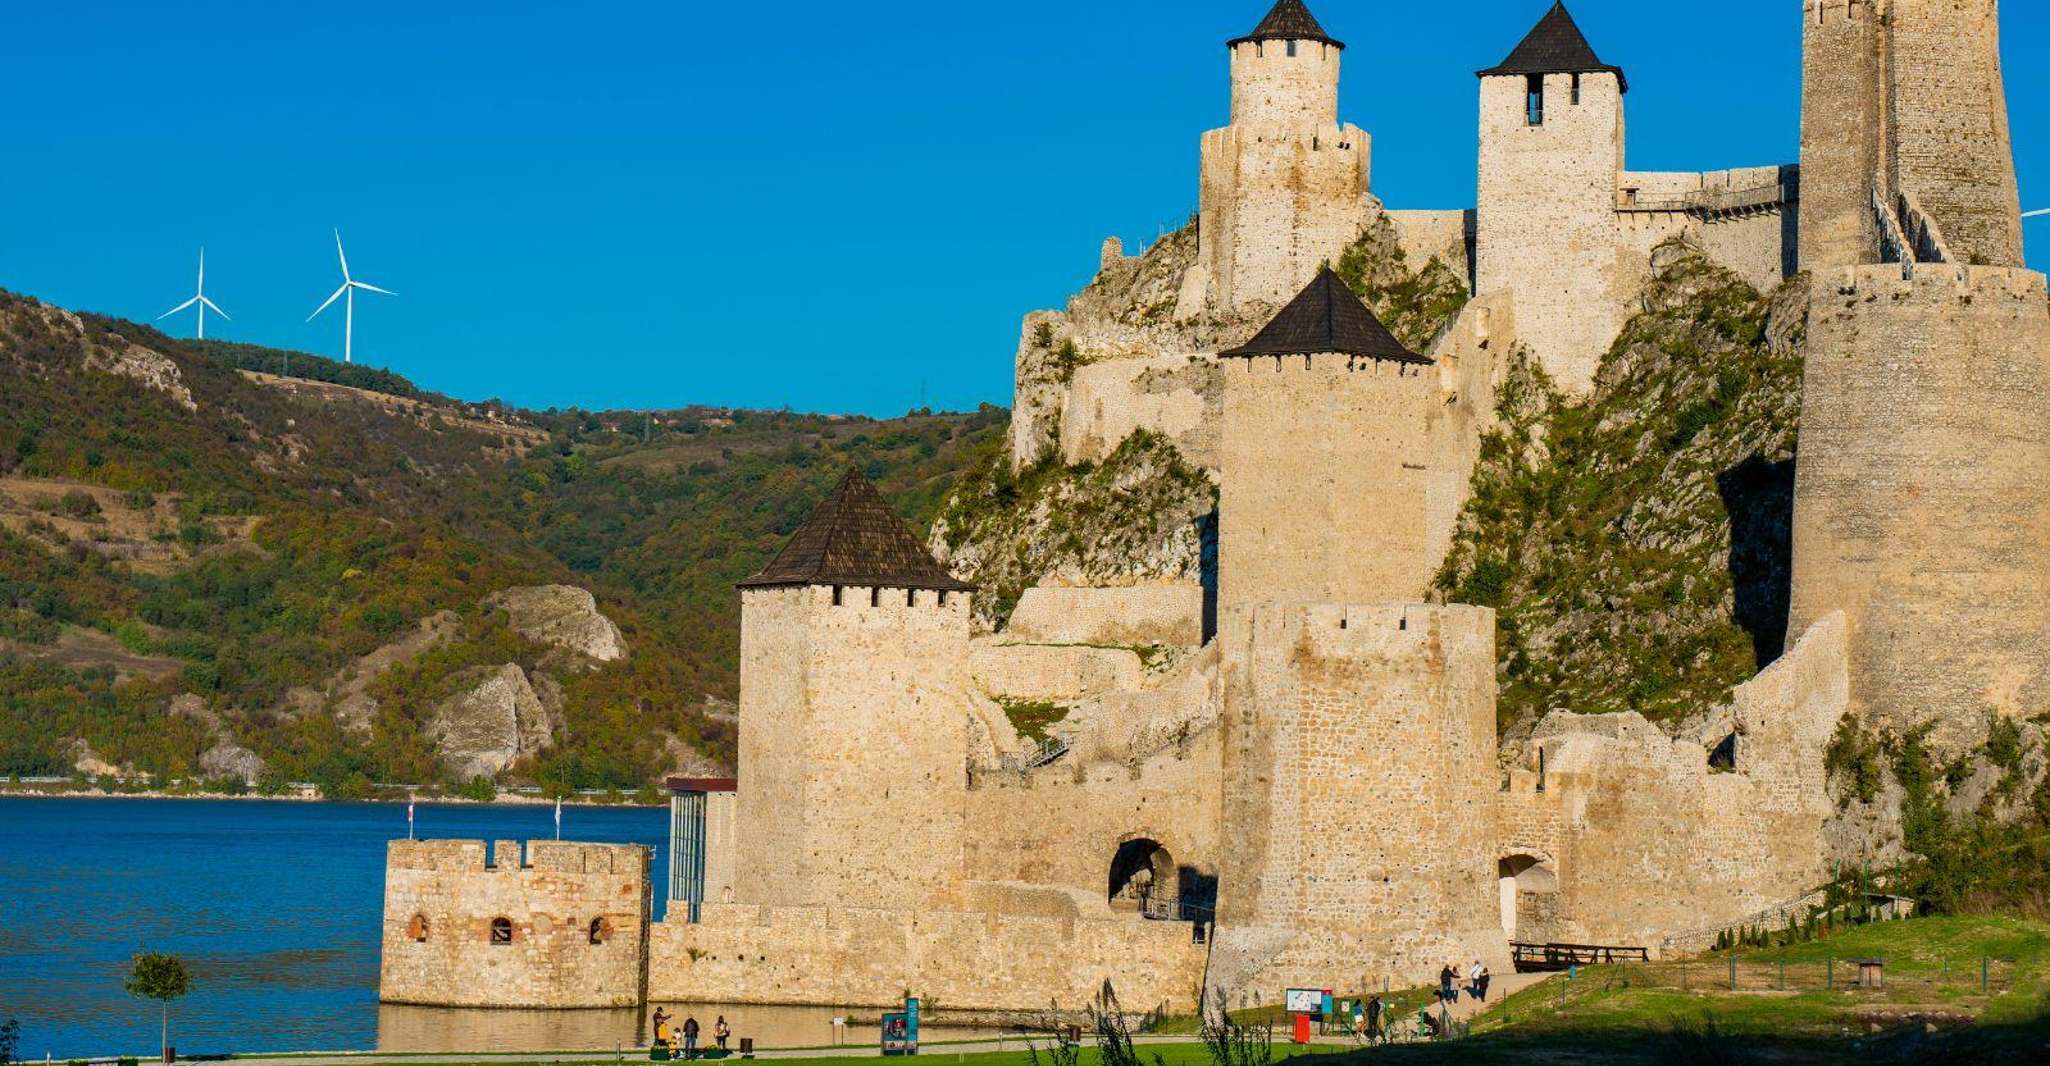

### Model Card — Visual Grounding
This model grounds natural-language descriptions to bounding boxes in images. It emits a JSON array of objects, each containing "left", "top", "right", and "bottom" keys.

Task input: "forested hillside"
[{"left": 0, "top": 288, "right": 1001, "bottom": 794}]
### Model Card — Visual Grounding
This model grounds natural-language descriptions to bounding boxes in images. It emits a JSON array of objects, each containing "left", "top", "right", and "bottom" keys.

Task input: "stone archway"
[
  {"left": 1497, "top": 854, "right": 1558, "bottom": 942},
  {"left": 1108, "top": 837, "right": 1179, "bottom": 916}
]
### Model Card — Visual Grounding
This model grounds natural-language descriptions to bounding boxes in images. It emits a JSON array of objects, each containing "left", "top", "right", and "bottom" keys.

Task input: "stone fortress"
[{"left": 381, "top": 0, "right": 2047, "bottom": 1018}]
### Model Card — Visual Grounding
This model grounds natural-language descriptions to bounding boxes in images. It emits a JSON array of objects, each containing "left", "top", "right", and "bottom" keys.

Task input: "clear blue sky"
[{"left": 2, "top": 1, "right": 2044, "bottom": 416}]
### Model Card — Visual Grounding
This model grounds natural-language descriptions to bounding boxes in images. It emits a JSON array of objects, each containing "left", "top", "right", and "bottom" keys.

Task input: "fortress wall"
[
  {"left": 379, "top": 839, "right": 650, "bottom": 1008},
  {"left": 962, "top": 722, "right": 1224, "bottom": 904},
  {"left": 1475, "top": 70, "right": 1626, "bottom": 394},
  {"left": 1059, "top": 356, "right": 1218, "bottom": 468},
  {"left": 1228, "top": 39, "right": 1341, "bottom": 127},
  {"left": 1789, "top": 266, "right": 2050, "bottom": 753},
  {"left": 969, "top": 639, "right": 1146, "bottom": 702},
  {"left": 1690, "top": 211, "right": 1794, "bottom": 295},
  {"left": 1799, "top": 0, "right": 1883, "bottom": 270},
  {"left": 1199, "top": 124, "right": 1374, "bottom": 312},
  {"left": 1885, "top": 0, "right": 2022, "bottom": 267},
  {"left": 1385, "top": 209, "right": 1472, "bottom": 277},
  {"left": 1005, "top": 584, "right": 1205, "bottom": 648},
  {"left": 1217, "top": 354, "right": 1439, "bottom": 619},
  {"left": 648, "top": 903, "right": 1208, "bottom": 1016},
  {"left": 1530, "top": 614, "right": 1849, "bottom": 952},
  {"left": 1423, "top": 293, "right": 1513, "bottom": 579},
  {"left": 1211, "top": 604, "right": 1505, "bottom": 999},
  {"left": 735, "top": 585, "right": 972, "bottom": 910}
]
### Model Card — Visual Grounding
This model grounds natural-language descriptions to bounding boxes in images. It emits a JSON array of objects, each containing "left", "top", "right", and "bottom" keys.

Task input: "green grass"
[{"left": 996, "top": 697, "right": 1072, "bottom": 742}]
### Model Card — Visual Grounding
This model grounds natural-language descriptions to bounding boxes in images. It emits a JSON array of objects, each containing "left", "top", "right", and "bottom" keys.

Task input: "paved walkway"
[
  {"left": 1443, "top": 972, "right": 1554, "bottom": 1026},
  {"left": 201, "top": 1034, "right": 1270, "bottom": 1066}
]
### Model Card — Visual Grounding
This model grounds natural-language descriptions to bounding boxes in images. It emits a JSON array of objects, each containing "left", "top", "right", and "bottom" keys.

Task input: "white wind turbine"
[
  {"left": 308, "top": 229, "right": 395, "bottom": 363},
  {"left": 2025, "top": 208, "right": 2050, "bottom": 219},
  {"left": 156, "top": 248, "right": 230, "bottom": 340}
]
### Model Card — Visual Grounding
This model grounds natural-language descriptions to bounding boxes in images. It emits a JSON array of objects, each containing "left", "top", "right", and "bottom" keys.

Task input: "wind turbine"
[
  {"left": 308, "top": 229, "right": 395, "bottom": 363},
  {"left": 156, "top": 248, "right": 229, "bottom": 340},
  {"left": 2025, "top": 208, "right": 2050, "bottom": 219}
]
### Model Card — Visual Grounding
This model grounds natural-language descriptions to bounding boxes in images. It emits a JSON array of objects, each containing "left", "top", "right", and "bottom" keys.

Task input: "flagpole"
[
  {"left": 555, "top": 797, "right": 563, "bottom": 841},
  {"left": 408, "top": 793, "right": 416, "bottom": 840}
]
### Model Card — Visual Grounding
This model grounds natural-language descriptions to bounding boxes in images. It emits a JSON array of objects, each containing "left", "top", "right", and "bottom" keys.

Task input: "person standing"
[
  {"left": 681, "top": 1016, "right": 700, "bottom": 1059},
  {"left": 652, "top": 1008, "right": 673, "bottom": 1053},
  {"left": 1467, "top": 959, "right": 1484, "bottom": 1001},
  {"left": 714, "top": 1016, "right": 730, "bottom": 1051},
  {"left": 1365, "top": 993, "right": 1383, "bottom": 1042},
  {"left": 1477, "top": 964, "right": 1492, "bottom": 1002},
  {"left": 1438, "top": 964, "right": 1455, "bottom": 1005}
]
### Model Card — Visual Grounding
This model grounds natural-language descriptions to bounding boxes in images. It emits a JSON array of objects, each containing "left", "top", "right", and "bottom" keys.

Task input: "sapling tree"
[{"left": 125, "top": 951, "right": 191, "bottom": 1061}]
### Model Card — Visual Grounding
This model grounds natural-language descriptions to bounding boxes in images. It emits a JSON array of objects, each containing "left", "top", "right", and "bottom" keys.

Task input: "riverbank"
[{"left": 0, "top": 781, "right": 663, "bottom": 807}]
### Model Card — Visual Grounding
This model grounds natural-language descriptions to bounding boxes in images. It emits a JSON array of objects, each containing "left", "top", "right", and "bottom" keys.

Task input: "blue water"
[{"left": 0, "top": 797, "right": 669, "bottom": 1059}]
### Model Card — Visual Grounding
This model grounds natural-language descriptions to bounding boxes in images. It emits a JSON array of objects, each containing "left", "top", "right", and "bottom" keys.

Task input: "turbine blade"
[
  {"left": 2025, "top": 208, "right": 2050, "bottom": 219},
  {"left": 334, "top": 229, "right": 351, "bottom": 280},
  {"left": 200, "top": 296, "right": 230, "bottom": 320},
  {"left": 351, "top": 281, "right": 395, "bottom": 296},
  {"left": 198, "top": 247, "right": 206, "bottom": 290},
  {"left": 308, "top": 283, "right": 349, "bottom": 321},
  {"left": 158, "top": 296, "right": 200, "bottom": 319}
]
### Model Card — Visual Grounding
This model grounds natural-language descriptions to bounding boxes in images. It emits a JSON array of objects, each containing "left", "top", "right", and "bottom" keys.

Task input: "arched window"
[
  {"left": 490, "top": 917, "right": 513, "bottom": 945},
  {"left": 589, "top": 916, "right": 612, "bottom": 945},
  {"left": 406, "top": 914, "right": 429, "bottom": 942}
]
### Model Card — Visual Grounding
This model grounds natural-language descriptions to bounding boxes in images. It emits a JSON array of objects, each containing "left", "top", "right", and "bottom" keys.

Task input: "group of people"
[
  {"left": 651, "top": 1009, "right": 730, "bottom": 1060},
  {"left": 1437, "top": 959, "right": 1492, "bottom": 1004}
]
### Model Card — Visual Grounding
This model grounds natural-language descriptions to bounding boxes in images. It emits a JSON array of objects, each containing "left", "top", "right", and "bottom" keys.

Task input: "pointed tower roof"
[
  {"left": 738, "top": 470, "right": 974, "bottom": 592},
  {"left": 1477, "top": 2, "right": 1626, "bottom": 93},
  {"left": 1220, "top": 267, "right": 1428, "bottom": 364},
  {"left": 1227, "top": 0, "right": 1344, "bottom": 50}
]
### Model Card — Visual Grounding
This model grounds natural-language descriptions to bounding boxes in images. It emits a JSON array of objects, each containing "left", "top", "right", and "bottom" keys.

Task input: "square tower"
[{"left": 732, "top": 471, "right": 975, "bottom": 910}]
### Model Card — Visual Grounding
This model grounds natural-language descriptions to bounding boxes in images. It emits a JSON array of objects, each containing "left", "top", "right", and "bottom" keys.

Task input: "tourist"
[
  {"left": 1365, "top": 993, "right": 1382, "bottom": 1042},
  {"left": 653, "top": 1008, "right": 673, "bottom": 1050},
  {"left": 681, "top": 1016, "right": 700, "bottom": 1058},
  {"left": 1477, "top": 964, "right": 1492, "bottom": 1002},
  {"left": 1467, "top": 958, "right": 1484, "bottom": 1001},
  {"left": 715, "top": 1016, "right": 730, "bottom": 1051},
  {"left": 1438, "top": 963, "right": 1455, "bottom": 1004}
]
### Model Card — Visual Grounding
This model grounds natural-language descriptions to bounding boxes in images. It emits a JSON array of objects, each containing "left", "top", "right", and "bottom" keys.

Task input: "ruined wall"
[
  {"left": 1885, "top": 0, "right": 2022, "bottom": 267},
  {"left": 1210, "top": 604, "right": 1505, "bottom": 1000},
  {"left": 648, "top": 904, "right": 1208, "bottom": 1016},
  {"left": 969, "top": 639, "right": 1146, "bottom": 703},
  {"left": 1475, "top": 70, "right": 1625, "bottom": 394},
  {"left": 1789, "top": 266, "right": 2050, "bottom": 753},
  {"left": 734, "top": 585, "right": 972, "bottom": 909},
  {"left": 1060, "top": 356, "right": 1217, "bottom": 468},
  {"left": 1217, "top": 354, "right": 1439, "bottom": 620},
  {"left": 1523, "top": 612, "right": 1849, "bottom": 952},
  {"left": 379, "top": 839, "right": 650, "bottom": 1008},
  {"left": 1004, "top": 584, "right": 1205, "bottom": 648},
  {"left": 1422, "top": 293, "right": 1513, "bottom": 579}
]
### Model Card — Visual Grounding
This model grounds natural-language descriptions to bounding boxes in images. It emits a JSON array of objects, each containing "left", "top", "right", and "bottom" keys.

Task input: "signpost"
[{"left": 882, "top": 996, "right": 920, "bottom": 1056}]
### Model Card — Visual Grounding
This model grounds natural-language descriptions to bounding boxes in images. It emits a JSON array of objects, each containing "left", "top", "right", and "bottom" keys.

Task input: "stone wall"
[
  {"left": 1217, "top": 354, "right": 1440, "bottom": 620},
  {"left": 969, "top": 639, "right": 1145, "bottom": 703},
  {"left": 734, "top": 585, "right": 973, "bottom": 909},
  {"left": 379, "top": 839, "right": 650, "bottom": 1008},
  {"left": 1060, "top": 356, "right": 1217, "bottom": 468},
  {"left": 1004, "top": 584, "right": 1205, "bottom": 648},
  {"left": 647, "top": 903, "right": 1208, "bottom": 1016},
  {"left": 1799, "top": 0, "right": 1883, "bottom": 271},
  {"left": 1211, "top": 603, "right": 1506, "bottom": 1000},
  {"left": 1519, "top": 612, "right": 1849, "bottom": 952},
  {"left": 1886, "top": 0, "right": 2022, "bottom": 267},
  {"left": 1789, "top": 266, "right": 2050, "bottom": 753}
]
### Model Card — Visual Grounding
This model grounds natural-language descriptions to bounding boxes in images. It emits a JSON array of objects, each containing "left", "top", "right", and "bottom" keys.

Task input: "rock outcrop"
[
  {"left": 428, "top": 664, "right": 552, "bottom": 780},
  {"left": 199, "top": 740, "right": 265, "bottom": 786},
  {"left": 486, "top": 585, "right": 627, "bottom": 663}
]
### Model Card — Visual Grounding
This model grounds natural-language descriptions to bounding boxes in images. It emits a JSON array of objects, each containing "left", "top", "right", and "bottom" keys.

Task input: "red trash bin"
[{"left": 1292, "top": 1014, "right": 1311, "bottom": 1044}]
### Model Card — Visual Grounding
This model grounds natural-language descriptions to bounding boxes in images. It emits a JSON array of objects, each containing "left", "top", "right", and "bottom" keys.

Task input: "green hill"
[{"left": 0, "top": 288, "right": 1003, "bottom": 795}]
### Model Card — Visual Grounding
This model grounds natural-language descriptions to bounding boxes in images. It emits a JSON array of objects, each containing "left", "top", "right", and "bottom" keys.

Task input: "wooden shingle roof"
[
  {"left": 1228, "top": 0, "right": 1344, "bottom": 49},
  {"left": 1220, "top": 267, "right": 1428, "bottom": 364},
  {"left": 1477, "top": 2, "right": 1626, "bottom": 93},
  {"left": 738, "top": 469, "right": 974, "bottom": 592}
]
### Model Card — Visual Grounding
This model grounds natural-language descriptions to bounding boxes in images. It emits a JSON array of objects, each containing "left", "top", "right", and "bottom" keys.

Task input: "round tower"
[{"left": 1227, "top": 0, "right": 1343, "bottom": 128}]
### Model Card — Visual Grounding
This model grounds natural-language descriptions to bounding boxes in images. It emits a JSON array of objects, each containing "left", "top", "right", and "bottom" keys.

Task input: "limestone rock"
[
  {"left": 68, "top": 739, "right": 120, "bottom": 778},
  {"left": 428, "top": 663, "right": 552, "bottom": 780},
  {"left": 326, "top": 610, "right": 461, "bottom": 734},
  {"left": 485, "top": 585, "right": 626, "bottom": 663},
  {"left": 199, "top": 740, "right": 265, "bottom": 786},
  {"left": 167, "top": 693, "right": 218, "bottom": 730}
]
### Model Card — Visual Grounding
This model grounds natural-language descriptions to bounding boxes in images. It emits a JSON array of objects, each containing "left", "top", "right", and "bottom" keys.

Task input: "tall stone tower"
[
  {"left": 1214, "top": 267, "right": 1438, "bottom": 622},
  {"left": 1186, "top": 1, "right": 1374, "bottom": 315},
  {"left": 732, "top": 471, "right": 975, "bottom": 909},
  {"left": 1790, "top": 0, "right": 2050, "bottom": 754},
  {"left": 1797, "top": 0, "right": 2024, "bottom": 271},
  {"left": 1473, "top": 2, "right": 1629, "bottom": 392}
]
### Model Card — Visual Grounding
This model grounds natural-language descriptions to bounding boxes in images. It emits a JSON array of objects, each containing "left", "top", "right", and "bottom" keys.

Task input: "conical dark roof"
[
  {"left": 1228, "top": 0, "right": 1344, "bottom": 49},
  {"left": 739, "top": 470, "right": 974, "bottom": 592},
  {"left": 1477, "top": 2, "right": 1626, "bottom": 92},
  {"left": 1221, "top": 267, "right": 1428, "bottom": 364}
]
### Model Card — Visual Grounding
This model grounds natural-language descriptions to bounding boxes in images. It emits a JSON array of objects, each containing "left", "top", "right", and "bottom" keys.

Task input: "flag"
[
  {"left": 407, "top": 795, "right": 415, "bottom": 839},
  {"left": 555, "top": 797, "right": 563, "bottom": 840}
]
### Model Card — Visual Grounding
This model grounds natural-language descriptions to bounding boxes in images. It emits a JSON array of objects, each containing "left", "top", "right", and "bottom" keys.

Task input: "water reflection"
[{"left": 377, "top": 1003, "right": 999, "bottom": 1053}]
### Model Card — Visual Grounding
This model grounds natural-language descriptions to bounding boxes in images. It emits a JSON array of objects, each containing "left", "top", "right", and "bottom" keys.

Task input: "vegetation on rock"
[
  {"left": 1435, "top": 244, "right": 1804, "bottom": 733},
  {"left": 1334, "top": 213, "right": 1471, "bottom": 353}
]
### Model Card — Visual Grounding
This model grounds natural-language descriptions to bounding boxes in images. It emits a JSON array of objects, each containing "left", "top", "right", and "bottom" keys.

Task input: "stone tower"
[
  {"left": 1473, "top": 2, "right": 1629, "bottom": 392},
  {"left": 732, "top": 470, "right": 975, "bottom": 908},
  {"left": 1790, "top": 0, "right": 2050, "bottom": 754},
  {"left": 1214, "top": 267, "right": 1438, "bottom": 622},
  {"left": 1186, "top": 1, "right": 1374, "bottom": 315},
  {"left": 1797, "top": 0, "right": 2023, "bottom": 271}
]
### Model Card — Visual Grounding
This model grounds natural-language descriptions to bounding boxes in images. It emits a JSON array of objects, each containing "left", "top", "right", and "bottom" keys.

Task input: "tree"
[
  {"left": 125, "top": 951, "right": 191, "bottom": 1060},
  {"left": 1, "top": 1017, "right": 21, "bottom": 1066}
]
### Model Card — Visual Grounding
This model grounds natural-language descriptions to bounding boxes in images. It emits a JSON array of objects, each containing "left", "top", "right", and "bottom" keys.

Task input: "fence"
[{"left": 1537, "top": 954, "right": 2029, "bottom": 997}]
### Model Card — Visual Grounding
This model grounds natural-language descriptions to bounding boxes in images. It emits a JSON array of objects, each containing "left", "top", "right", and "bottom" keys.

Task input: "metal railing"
[
  {"left": 1510, "top": 941, "right": 1650, "bottom": 971},
  {"left": 1617, "top": 180, "right": 1794, "bottom": 217},
  {"left": 998, "top": 735, "right": 1071, "bottom": 773}
]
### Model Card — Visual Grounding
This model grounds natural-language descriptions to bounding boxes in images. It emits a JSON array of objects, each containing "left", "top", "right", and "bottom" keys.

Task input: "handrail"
[{"left": 1616, "top": 180, "right": 1793, "bottom": 217}]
